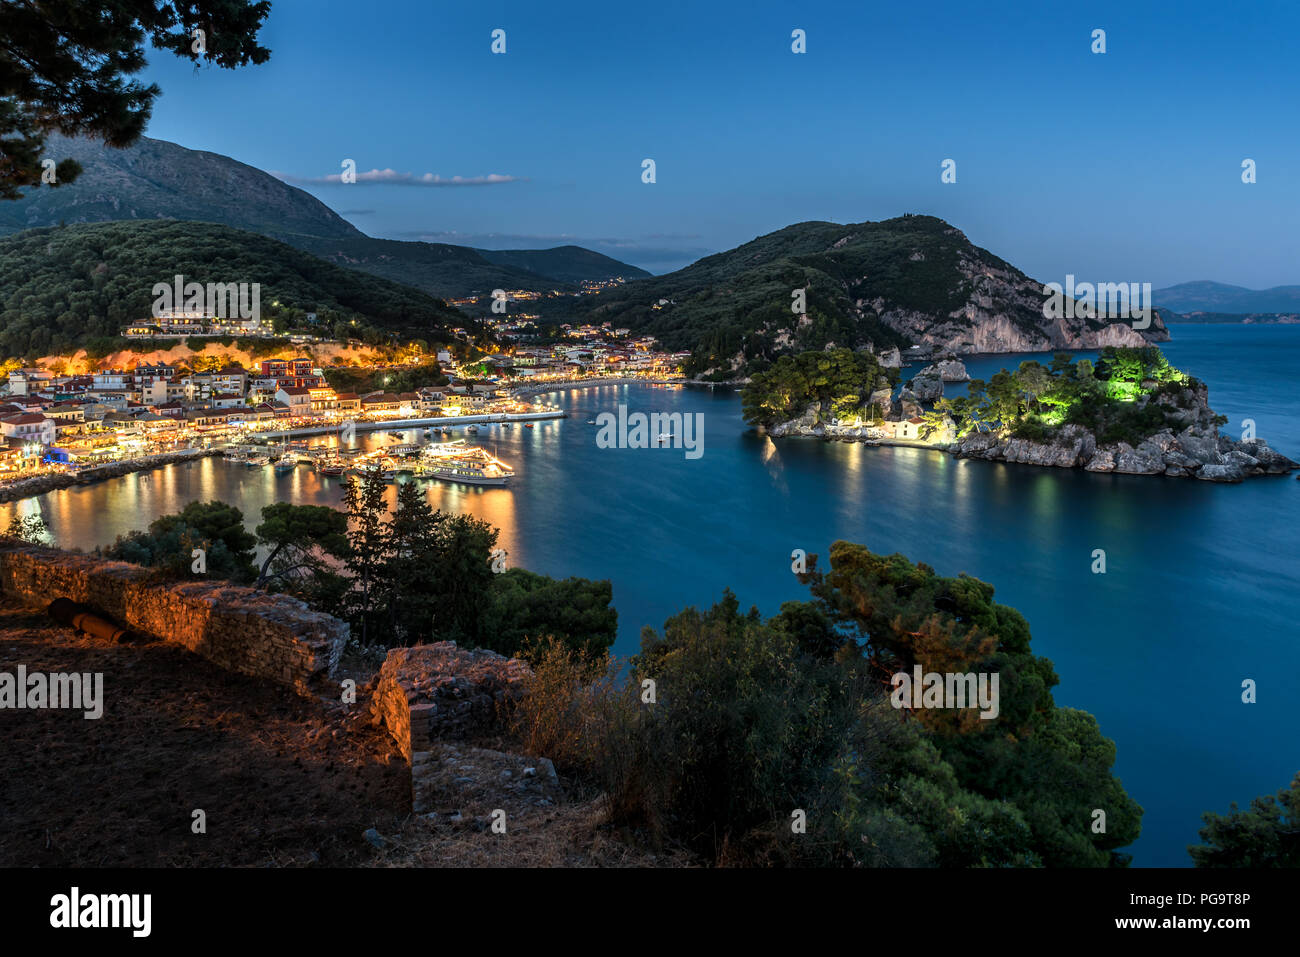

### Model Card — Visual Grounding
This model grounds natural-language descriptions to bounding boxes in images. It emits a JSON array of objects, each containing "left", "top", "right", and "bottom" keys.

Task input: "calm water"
[{"left": 7, "top": 323, "right": 1297, "bottom": 866}]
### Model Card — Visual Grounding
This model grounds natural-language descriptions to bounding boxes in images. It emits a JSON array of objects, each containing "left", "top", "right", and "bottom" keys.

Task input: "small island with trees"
[{"left": 742, "top": 346, "right": 1296, "bottom": 482}]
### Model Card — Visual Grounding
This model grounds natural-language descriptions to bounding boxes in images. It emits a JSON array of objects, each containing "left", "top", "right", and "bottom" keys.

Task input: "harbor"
[{"left": 224, "top": 433, "right": 518, "bottom": 487}]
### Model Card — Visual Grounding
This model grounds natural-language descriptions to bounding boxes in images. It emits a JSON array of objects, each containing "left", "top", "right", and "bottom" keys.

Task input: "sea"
[{"left": 6, "top": 322, "right": 1296, "bottom": 866}]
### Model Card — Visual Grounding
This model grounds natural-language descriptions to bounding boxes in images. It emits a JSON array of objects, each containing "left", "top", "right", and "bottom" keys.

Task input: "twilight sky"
[{"left": 138, "top": 0, "right": 1300, "bottom": 284}]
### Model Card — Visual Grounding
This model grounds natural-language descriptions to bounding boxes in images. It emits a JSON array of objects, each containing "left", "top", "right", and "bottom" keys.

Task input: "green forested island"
[{"left": 742, "top": 346, "right": 1297, "bottom": 481}]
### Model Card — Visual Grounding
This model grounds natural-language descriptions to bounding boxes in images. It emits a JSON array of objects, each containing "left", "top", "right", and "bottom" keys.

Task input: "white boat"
[
  {"left": 419, "top": 447, "right": 514, "bottom": 486},
  {"left": 466, "top": 425, "right": 480, "bottom": 434}
]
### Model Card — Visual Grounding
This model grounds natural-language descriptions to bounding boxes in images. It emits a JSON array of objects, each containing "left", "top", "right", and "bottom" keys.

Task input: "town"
[{"left": 0, "top": 312, "right": 688, "bottom": 482}]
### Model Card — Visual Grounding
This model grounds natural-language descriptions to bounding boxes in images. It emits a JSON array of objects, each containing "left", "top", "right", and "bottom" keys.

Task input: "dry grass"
[{"left": 363, "top": 798, "right": 692, "bottom": 868}]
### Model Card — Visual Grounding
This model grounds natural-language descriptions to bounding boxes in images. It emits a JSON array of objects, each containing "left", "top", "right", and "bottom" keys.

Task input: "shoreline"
[
  {"left": 764, "top": 422, "right": 1297, "bottom": 482},
  {"left": 256, "top": 409, "right": 566, "bottom": 441},
  {"left": 0, "top": 447, "right": 219, "bottom": 504},
  {"left": 508, "top": 376, "right": 683, "bottom": 397}
]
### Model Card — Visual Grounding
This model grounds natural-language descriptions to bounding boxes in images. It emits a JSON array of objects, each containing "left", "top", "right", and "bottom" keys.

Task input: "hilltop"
[
  {"left": 1153, "top": 280, "right": 1300, "bottom": 314},
  {"left": 0, "top": 221, "right": 468, "bottom": 358},
  {"left": 559, "top": 215, "right": 1168, "bottom": 377},
  {"left": 1, "top": 134, "right": 646, "bottom": 297}
]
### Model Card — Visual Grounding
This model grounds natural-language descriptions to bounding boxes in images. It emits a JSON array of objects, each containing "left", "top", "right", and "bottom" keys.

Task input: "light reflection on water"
[{"left": 3, "top": 326, "right": 1298, "bottom": 866}]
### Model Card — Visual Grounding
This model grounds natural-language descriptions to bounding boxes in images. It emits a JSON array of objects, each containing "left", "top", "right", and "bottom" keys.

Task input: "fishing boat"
[
  {"left": 318, "top": 460, "right": 346, "bottom": 477},
  {"left": 274, "top": 451, "right": 298, "bottom": 474},
  {"left": 246, "top": 454, "right": 269, "bottom": 467}
]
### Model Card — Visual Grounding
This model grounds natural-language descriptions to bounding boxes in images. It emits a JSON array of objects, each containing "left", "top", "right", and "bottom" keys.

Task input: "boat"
[
  {"left": 387, "top": 430, "right": 406, "bottom": 439},
  {"left": 318, "top": 461, "right": 346, "bottom": 477},
  {"left": 417, "top": 446, "right": 514, "bottom": 486},
  {"left": 524, "top": 423, "right": 535, "bottom": 429},
  {"left": 466, "top": 425, "right": 480, "bottom": 434},
  {"left": 586, "top": 419, "right": 596, "bottom": 424},
  {"left": 245, "top": 454, "right": 269, "bottom": 467}
]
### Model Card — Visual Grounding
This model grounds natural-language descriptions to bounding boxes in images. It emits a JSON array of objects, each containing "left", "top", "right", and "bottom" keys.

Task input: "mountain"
[
  {"left": 475, "top": 246, "right": 651, "bottom": 283},
  {"left": 559, "top": 215, "right": 1168, "bottom": 377},
  {"left": 0, "top": 221, "right": 467, "bottom": 358},
  {"left": 1153, "top": 281, "right": 1300, "bottom": 314},
  {"left": 288, "top": 234, "right": 560, "bottom": 299},
  {"left": 0, "top": 134, "right": 362, "bottom": 243},
  {"left": 0, "top": 134, "right": 646, "bottom": 296}
]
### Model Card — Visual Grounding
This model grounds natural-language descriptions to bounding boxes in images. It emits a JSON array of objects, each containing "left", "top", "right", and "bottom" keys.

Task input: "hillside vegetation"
[
  {"left": 0, "top": 221, "right": 466, "bottom": 359},
  {"left": 558, "top": 215, "right": 1165, "bottom": 378}
]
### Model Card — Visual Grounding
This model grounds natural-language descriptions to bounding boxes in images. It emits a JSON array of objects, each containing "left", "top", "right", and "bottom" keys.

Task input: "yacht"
[{"left": 419, "top": 448, "right": 514, "bottom": 486}]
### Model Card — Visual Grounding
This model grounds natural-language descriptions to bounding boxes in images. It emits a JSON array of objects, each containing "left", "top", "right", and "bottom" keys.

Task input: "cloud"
[{"left": 272, "top": 168, "right": 522, "bottom": 187}]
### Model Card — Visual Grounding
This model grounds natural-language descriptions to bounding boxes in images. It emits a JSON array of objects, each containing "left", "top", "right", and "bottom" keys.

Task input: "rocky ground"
[{"left": 0, "top": 599, "right": 676, "bottom": 867}]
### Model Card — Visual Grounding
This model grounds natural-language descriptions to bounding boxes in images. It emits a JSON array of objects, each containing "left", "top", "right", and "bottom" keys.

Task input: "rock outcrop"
[
  {"left": 951, "top": 425, "right": 1296, "bottom": 482},
  {"left": 909, "top": 371, "right": 944, "bottom": 402},
  {"left": 925, "top": 359, "right": 970, "bottom": 382}
]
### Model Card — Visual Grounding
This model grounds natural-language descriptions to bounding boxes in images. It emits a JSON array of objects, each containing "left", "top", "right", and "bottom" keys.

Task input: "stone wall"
[
  {"left": 369, "top": 642, "right": 536, "bottom": 814},
  {"left": 0, "top": 545, "right": 346, "bottom": 695},
  {"left": 371, "top": 643, "right": 531, "bottom": 760}
]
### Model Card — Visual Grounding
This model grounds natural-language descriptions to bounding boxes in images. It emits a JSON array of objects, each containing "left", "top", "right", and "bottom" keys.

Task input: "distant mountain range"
[
  {"left": 1153, "top": 281, "right": 1300, "bottom": 314},
  {"left": 559, "top": 215, "right": 1168, "bottom": 377},
  {"left": 0, "top": 134, "right": 648, "bottom": 298}
]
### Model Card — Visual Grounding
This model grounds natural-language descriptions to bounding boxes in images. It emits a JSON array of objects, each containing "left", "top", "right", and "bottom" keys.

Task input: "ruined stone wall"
[
  {"left": 371, "top": 643, "right": 531, "bottom": 759},
  {"left": 0, "top": 545, "right": 345, "bottom": 695},
  {"left": 369, "top": 642, "right": 536, "bottom": 814}
]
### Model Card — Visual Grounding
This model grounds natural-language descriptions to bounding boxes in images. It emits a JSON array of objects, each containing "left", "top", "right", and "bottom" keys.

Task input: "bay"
[{"left": 6, "top": 322, "right": 1297, "bottom": 866}]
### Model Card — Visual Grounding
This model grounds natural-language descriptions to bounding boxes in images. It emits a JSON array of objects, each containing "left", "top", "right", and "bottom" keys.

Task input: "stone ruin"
[{"left": 369, "top": 642, "right": 559, "bottom": 814}]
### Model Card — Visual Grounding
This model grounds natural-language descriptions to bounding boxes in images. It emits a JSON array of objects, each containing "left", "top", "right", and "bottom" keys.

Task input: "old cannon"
[{"left": 46, "top": 597, "right": 136, "bottom": 644}]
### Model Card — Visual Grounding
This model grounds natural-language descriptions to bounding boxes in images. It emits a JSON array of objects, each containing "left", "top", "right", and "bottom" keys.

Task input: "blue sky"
[{"left": 139, "top": 0, "right": 1300, "bottom": 284}]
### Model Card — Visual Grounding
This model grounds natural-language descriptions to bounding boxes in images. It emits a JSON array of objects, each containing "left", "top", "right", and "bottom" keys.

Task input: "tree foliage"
[
  {"left": 1190, "top": 772, "right": 1300, "bottom": 867},
  {"left": 741, "top": 347, "right": 896, "bottom": 429},
  {"left": 937, "top": 347, "right": 1198, "bottom": 445},
  {"left": 0, "top": 0, "right": 270, "bottom": 199}
]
